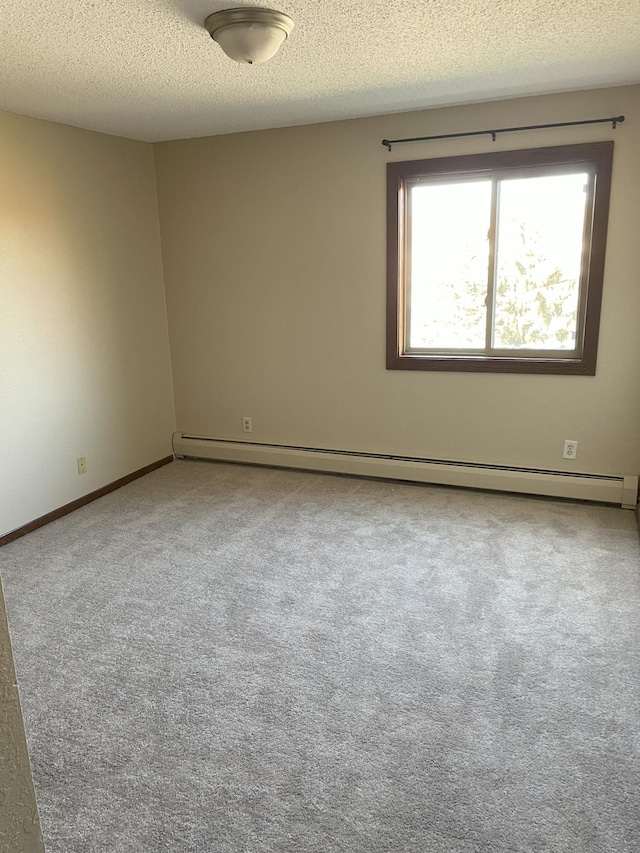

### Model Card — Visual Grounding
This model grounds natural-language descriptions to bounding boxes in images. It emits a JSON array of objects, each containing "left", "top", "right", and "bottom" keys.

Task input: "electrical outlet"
[
  {"left": 77, "top": 456, "right": 87, "bottom": 475},
  {"left": 242, "top": 417, "right": 253, "bottom": 433},
  {"left": 563, "top": 440, "right": 578, "bottom": 460}
]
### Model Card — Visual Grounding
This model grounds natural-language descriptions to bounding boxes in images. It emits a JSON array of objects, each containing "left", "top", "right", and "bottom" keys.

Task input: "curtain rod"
[{"left": 381, "top": 115, "right": 625, "bottom": 151}]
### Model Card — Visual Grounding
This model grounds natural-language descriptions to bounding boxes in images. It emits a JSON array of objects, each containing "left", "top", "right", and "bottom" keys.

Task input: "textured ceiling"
[{"left": 1, "top": 0, "right": 639, "bottom": 142}]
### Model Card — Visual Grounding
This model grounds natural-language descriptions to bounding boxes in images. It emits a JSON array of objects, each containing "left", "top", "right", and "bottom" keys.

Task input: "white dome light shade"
[
  {"left": 205, "top": 8, "right": 294, "bottom": 65},
  {"left": 214, "top": 22, "right": 287, "bottom": 64}
]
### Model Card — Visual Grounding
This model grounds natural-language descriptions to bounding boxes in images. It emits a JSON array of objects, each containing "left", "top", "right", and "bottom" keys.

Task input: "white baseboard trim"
[{"left": 172, "top": 433, "right": 638, "bottom": 509}]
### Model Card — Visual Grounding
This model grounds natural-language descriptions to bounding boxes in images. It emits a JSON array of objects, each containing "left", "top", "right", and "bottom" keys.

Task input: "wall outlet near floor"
[
  {"left": 77, "top": 456, "right": 87, "bottom": 474},
  {"left": 242, "top": 417, "right": 253, "bottom": 433},
  {"left": 563, "top": 440, "right": 578, "bottom": 460}
]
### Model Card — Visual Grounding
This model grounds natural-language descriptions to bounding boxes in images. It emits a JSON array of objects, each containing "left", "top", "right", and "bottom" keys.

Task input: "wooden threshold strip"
[{"left": 0, "top": 456, "right": 174, "bottom": 548}]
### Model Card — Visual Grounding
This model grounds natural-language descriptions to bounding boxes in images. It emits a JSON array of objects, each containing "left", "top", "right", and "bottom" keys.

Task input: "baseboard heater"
[{"left": 172, "top": 433, "right": 638, "bottom": 509}]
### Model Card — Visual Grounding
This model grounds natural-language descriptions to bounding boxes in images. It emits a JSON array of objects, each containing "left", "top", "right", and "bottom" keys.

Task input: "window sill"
[{"left": 386, "top": 353, "right": 596, "bottom": 375}]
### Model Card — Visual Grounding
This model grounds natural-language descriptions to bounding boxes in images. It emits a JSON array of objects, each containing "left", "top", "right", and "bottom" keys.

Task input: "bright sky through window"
[{"left": 409, "top": 180, "right": 491, "bottom": 349}]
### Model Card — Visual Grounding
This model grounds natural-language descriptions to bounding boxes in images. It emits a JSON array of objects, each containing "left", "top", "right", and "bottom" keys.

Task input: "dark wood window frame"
[{"left": 386, "top": 142, "right": 614, "bottom": 375}]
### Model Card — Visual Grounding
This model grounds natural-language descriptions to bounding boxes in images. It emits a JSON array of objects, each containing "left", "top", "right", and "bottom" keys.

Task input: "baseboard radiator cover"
[{"left": 173, "top": 433, "right": 638, "bottom": 509}]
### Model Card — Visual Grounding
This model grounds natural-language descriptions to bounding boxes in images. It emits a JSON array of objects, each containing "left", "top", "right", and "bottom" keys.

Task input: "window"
[{"left": 386, "top": 142, "right": 613, "bottom": 374}]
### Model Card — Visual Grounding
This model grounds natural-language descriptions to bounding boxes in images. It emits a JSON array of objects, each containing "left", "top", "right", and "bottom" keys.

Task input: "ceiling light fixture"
[{"left": 204, "top": 7, "right": 294, "bottom": 65}]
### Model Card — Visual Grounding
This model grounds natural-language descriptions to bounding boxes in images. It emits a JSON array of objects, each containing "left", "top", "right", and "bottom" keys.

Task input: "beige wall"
[
  {"left": 154, "top": 85, "right": 640, "bottom": 477},
  {"left": 0, "top": 581, "right": 44, "bottom": 853},
  {"left": 0, "top": 111, "right": 176, "bottom": 538}
]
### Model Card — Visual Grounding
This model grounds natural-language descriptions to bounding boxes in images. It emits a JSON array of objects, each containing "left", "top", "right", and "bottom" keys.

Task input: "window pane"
[
  {"left": 408, "top": 180, "right": 491, "bottom": 350},
  {"left": 493, "top": 173, "right": 588, "bottom": 350}
]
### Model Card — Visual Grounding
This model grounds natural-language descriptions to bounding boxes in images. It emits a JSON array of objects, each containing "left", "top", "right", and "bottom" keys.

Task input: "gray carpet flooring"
[{"left": 1, "top": 460, "right": 639, "bottom": 853}]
